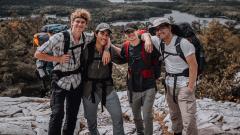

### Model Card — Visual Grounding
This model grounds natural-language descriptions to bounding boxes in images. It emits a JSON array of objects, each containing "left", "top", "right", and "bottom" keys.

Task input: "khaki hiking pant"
[{"left": 166, "top": 85, "right": 198, "bottom": 135}]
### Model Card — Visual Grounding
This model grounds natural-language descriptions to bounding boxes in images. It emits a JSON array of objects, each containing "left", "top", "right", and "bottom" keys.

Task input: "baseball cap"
[
  {"left": 95, "top": 23, "right": 112, "bottom": 33},
  {"left": 124, "top": 23, "right": 138, "bottom": 32}
]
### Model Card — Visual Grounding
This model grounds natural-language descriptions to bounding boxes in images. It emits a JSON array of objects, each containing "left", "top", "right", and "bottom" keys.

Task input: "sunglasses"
[{"left": 125, "top": 29, "right": 135, "bottom": 34}]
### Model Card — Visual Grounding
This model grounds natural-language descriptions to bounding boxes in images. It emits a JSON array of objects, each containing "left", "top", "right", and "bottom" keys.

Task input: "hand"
[
  {"left": 187, "top": 86, "right": 194, "bottom": 93},
  {"left": 58, "top": 54, "right": 71, "bottom": 64},
  {"left": 144, "top": 40, "right": 153, "bottom": 53},
  {"left": 156, "top": 77, "right": 161, "bottom": 82},
  {"left": 102, "top": 51, "right": 111, "bottom": 65}
]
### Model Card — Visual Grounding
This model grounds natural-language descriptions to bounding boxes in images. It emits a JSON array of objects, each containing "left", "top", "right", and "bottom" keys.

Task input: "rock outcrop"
[{"left": 0, "top": 92, "right": 240, "bottom": 135}]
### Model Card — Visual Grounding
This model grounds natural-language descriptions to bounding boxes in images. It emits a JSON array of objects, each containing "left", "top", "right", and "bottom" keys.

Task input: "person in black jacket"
[
  {"left": 112, "top": 23, "right": 161, "bottom": 135},
  {"left": 82, "top": 23, "right": 125, "bottom": 135}
]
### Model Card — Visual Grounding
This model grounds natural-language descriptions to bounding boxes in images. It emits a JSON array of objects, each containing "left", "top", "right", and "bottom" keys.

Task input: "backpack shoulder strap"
[
  {"left": 81, "top": 32, "right": 86, "bottom": 49},
  {"left": 87, "top": 40, "right": 96, "bottom": 64},
  {"left": 123, "top": 41, "right": 130, "bottom": 62},
  {"left": 79, "top": 33, "right": 86, "bottom": 60},
  {"left": 62, "top": 31, "right": 70, "bottom": 54},
  {"left": 108, "top": 47, "right": 113, "bottom": 78},
  {"left": 82, "top": 40, "right": 95, "bottom": 80},
  {"left": 82, "top": 32, "right": 86, "bottom": 43},
  {"left": 79, "top": 32, "right": 86, "bottom": 73},
  {"left": 175, "top": 36, "right": 187, "bottom": 63},
  {"left": 159, "top": 40, "right": 165, "bottom": 55},
  {"left": 53, "top": 31, "right": 70, "bottom": 67}
]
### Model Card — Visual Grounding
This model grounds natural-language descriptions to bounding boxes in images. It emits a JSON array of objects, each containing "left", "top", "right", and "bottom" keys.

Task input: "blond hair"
[{"left": 70, "top": 9, "right": 91, "bottom": 24}]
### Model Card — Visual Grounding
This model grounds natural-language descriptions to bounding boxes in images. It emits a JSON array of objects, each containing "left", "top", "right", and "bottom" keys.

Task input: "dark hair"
[{"left": 159, "top": 23, "right": 171, "bottom": 28}]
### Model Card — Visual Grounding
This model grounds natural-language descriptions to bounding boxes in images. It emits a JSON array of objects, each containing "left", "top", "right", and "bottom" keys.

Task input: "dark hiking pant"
[{"left": 48, "top": 83, "right": 82, "bottom": 135}]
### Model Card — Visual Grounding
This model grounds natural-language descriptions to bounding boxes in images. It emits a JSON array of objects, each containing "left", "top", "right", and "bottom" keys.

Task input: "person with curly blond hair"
[{"left": 35, "top": 9, "right": 110, "bottom": 135}]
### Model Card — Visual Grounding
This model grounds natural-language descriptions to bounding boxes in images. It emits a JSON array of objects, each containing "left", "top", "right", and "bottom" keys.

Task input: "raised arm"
[{"left": 141, "top": 33, "right": 153, "bottom": 53}]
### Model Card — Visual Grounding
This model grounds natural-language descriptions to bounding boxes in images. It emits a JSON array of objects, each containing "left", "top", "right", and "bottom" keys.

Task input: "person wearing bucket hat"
[
  {"left": 111, "top": 23, "right": 161, "bottom": 135},
  {"left": 152, "top": 17, "right": 170, "bottom": 28},
  {"left": 150, "top": 17, "right": 198, "bottom": 135},
  {"left": 81, "top": 23, "right": 125, "bottom": 135}
]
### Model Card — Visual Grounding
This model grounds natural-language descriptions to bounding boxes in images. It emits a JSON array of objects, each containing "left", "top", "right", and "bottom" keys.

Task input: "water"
[
  {"left": 1, "top": 10, "right": 239, "bottom": 29},
  {"left": 111, "top": 10, "right": 239, "bottom": 28},
  {"left": 0, "top": 16, "right": 26, "bottom": 21},
  {"left": 164, "top": 10, "right": 237, "bottom": 26},
  {"left": 45, "top": 14, "right": 69, "bottom": 22}
]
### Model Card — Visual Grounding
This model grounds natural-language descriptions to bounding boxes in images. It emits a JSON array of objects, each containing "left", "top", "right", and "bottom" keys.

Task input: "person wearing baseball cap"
[
  {"left": 35, "top": 9, "right": 111, "bottom": 135},
  {"left": 82, "top": 22, "right": 125, "bottom": 135},
  {"left": 111, "top": 22, "right": 161, "bottom": 135},
  {"left": 124, "top": 23, "right": 138, "bottom": 33},
  {"left": 95, "top": 22, "right": 112, "bottom": 33},
  {"left": 150, "top": 17, "right": 198, "bottom": 135}
]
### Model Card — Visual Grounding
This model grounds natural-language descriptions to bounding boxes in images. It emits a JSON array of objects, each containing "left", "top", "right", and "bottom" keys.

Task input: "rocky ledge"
[{"left": 0, "top": 91, "right": 240, "bottom": 135}]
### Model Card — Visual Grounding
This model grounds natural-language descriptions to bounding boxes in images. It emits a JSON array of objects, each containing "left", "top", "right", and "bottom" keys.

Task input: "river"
[
  {"left": 1, "top": 10, "right": 239, "bottom": 29},
  {"left": 111, "top": 10, "right": 240, "bottom": 28}
]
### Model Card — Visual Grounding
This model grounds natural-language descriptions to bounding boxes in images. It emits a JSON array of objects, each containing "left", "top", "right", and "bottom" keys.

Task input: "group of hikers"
[{"left": 34, "top": 8, "right": 200, "bottom": 135}]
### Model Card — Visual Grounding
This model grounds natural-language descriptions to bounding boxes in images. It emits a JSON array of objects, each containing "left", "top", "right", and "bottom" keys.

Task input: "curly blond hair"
[{"left": 70, "top": 8, "right": 91, "bottom": 24}]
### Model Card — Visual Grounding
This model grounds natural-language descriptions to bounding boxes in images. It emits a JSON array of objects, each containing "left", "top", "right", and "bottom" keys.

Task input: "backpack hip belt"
[
  {"left": 165, "top": 69, "right": 189, "bottom": 104},
  {"left": 166, "top": 69, "right": 189, "bottom": 78},
  {"left": 52, "top": 66, "right": 82, "bottom": 81}
]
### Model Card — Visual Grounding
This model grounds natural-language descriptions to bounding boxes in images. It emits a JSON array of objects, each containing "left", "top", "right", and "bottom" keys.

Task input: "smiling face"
[
  {"left": 155, "top": 23, "right": 172, "bottom": 40},
  {"left": 71, "top": 17, "right": 87, "bottom": 33},
  {"left": 95, "top": 30, "right": 111, "bottom": 46},
  {"left": 125, "top": 29, "right": 138, "bottom": 41}
]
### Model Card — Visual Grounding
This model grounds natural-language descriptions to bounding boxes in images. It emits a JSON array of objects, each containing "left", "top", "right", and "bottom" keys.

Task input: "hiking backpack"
[
  {"left": 160, "top": 22, "right": 206, "bottom": 76},
  {"left": 41, "top": 24, "right": 68, "bottom": 34},
  {"left": 33, "top": 24, "right": 68, "bottom": 47},
  {"left": 124, "top": 41, "right": 159, "bottom": 79},
  {"left": 122, "top": 28, "right": 161, "bottom": 103},
  {"left": 124, "top": 39, "right": 161, "bottom": 103},
  {"left": 124, "top": 30, "right": 161, "bottom": 80},
  {"left": 33, "top": 24, "right": 69, "bottom": 79},
  {"left": 160, "top": 22, "right": 206, "bottom": 104},
  {"left": 33, "top": 24, "right": 69, "bottom": 96}
]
